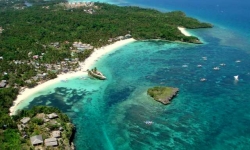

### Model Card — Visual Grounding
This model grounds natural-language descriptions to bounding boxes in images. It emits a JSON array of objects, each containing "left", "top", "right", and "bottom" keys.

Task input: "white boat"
[
  {"left": 220, "top": 63, "right": 226, "bottom": 66},
  {"left": 235, "top": 60, "right": 241, "bottom": 63},
  {"left": 202, "top": 57, "right": 207, "bottom": 60},
  {"left": 144, "top": 121, "right": 153, "bottom": 125},
  {"left": 197, "top": 65, "right": 202, "bottom": 67},
  {"left": 234, "top": 75, "right": 239, "bottom": 80},
  {"left": 200, "top": 78, "right": 206, "bottom": 82},
  {"left": 213, "top": 67, "right": 220, "bottom": 70}
]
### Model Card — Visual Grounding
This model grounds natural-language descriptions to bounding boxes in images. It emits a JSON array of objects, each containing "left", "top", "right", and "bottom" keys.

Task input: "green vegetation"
[
  {"left": 147, "top": 86, "right": 179, "bottom": 104},
  {"left": 9, "top": 106, "right": 74, "bottom": 149},
  {"left": 1, "top": 105, "right": 74, "bottom": 149}
]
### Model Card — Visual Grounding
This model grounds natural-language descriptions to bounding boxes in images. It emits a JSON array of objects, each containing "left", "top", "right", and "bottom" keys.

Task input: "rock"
[{"left": 147, "top": 86, "right": 179, "bottom": 105}]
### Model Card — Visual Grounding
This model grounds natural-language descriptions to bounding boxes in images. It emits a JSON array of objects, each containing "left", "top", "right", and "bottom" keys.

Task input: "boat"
[
  {"left": 234, "top": 75, "right": 239, "bottom": 80},
  {"left": 144, "top": 121, "right": 153, "bottom": 125},
  {"left": 213, "top": 67, "right": 220, "bottom": 70},
  {"left": 200, "top": 78, "right": 206, "bottom": 82},
  {"left": 235, "top": 60, "right": 241, "bottom": 63},
  {"left": 87, "top": 67, "right": 106, "bottom": 80},
  {"left": 202, "top": 57, "right": 207, "bottom": 60},
  {"left": 197, "top": 64, "right": 202, "bottom": 67},
  {"left": 220, "top": 63, "right": 226, "bottom": 66}
]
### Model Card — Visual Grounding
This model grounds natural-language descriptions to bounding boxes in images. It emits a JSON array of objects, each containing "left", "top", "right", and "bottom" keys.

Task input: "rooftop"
[
  {"left": 48, "top": 113, "right": 58, "bottom": 119},
  {"left": 30, "top": 135, "right": 43, "bottom": 146},
  {"left": 52, "top": 131, "right": 61, "bottom": 138},
  {"left": 20, "top": 117, "right": 30, "bottom": 124},
  {"left": 45, "top": 137, "right": 58, "bottom": 147}
]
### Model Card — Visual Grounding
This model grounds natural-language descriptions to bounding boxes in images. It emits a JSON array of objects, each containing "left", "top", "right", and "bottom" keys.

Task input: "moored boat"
[{"left": 87, "top": 67, "right": 106, "bottom": 80}]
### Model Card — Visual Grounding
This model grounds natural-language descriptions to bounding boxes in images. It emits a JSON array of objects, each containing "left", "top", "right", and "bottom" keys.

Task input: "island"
[
  {"left": 12, "top": 106, "right": 75, "bottom": 150},
  {"left": 87, "top": 67, "right": 106, "bottom": 80},
  {"left": 147, "top": 86, "right": 179, "bottom": 104}
]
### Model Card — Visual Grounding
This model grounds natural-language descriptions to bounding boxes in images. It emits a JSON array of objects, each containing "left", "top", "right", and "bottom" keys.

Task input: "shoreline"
[
  {"left": 9, "top": 38, "right": 136, "bottom": 116},
  {"left": 178, "top": 27, "right": 191, "bottom": 36}
]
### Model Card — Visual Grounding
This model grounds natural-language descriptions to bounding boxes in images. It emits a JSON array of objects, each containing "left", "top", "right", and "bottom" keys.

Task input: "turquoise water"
[{"left": 16, "top": 0, "right": 250, "bottom": 149}]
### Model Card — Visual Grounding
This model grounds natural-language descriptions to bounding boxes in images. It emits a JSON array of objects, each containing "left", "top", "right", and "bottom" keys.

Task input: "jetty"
[
  {"left": 147, "top": 86, "right": 179, "bottom": 105},
  {"left": 87, "top": 67, "right": 106, "bottom": 80}
]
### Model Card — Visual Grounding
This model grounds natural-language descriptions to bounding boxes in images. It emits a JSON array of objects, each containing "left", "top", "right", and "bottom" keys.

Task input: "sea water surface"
[{"left": 16, "top": 0, "right": 250, "bottom": 149}]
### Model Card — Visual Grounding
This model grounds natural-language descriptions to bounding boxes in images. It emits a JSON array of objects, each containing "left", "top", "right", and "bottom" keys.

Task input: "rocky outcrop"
[{"left": 147, "top": 86, "right": 179, "bottom": 105}]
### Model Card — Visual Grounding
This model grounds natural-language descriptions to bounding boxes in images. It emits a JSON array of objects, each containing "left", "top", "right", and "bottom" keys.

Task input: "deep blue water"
[{"left": 17, "top": 0, "right": 250, "bottom": 149}]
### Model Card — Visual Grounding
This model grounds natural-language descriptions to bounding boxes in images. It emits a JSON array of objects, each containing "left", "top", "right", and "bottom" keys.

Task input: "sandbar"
[
  {"left": 178, "top": 27, "right": 191, "bottom": 36},
  {"left": 9, "top": 38, "right": 136, "bottom": 115}
]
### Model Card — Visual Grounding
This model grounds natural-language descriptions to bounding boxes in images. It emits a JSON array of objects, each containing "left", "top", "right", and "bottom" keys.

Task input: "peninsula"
[{"left": 147, "top": 86, "right": 179, "bottom": 104}]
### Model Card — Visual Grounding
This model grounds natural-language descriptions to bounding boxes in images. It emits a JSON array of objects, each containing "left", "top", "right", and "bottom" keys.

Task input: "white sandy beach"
[
  {"left": 9, "top": 38, "right": 136, "bottom": 115},
  {"left": 178, "top": 27, "right": 191, "bottom": 36}
]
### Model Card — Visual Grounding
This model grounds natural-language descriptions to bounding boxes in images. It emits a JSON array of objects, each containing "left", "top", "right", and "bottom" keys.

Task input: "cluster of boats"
[{"left": 196, "top": 57, "right": 241, "bottom": 82}]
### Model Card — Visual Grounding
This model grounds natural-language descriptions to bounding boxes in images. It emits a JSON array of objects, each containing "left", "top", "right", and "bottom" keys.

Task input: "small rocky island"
[
  {"left": 147, "top": 86, "right": 179, "bottom": 104},
  {"left": 13, "top": 106, "right": 75, "bottom": 150},
  {"left": 87, "top": 67, "right": 106, "bottom": 80}
]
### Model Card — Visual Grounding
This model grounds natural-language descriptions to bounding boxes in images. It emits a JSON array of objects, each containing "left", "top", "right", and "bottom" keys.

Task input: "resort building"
[
  {"left": 125, "top": 34, "right": 132, "bottom": 39},
  {"left": 20, "top": 117, "right": 31, "bottom": 124},
  {"left": 72, "top": 41, "right": 93, "bottom": 52},
  {"left": 0, "top": 80, "right": 7, "bottom": 88},
  {"left": 44, "top": 137, "right": 58, "bottom": 147},
  {"left": 30, "top": 135, "right": 43, "bottom": 146},
  {"left": 48, "top": 113, "right": 58, "bottom": 119},
  {"left": 52, "top": 131, "right": 61, "bottom": 138}
]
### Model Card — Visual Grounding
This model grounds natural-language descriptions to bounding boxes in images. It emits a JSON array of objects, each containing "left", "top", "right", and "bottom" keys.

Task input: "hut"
[
  {"left": 45, "top": 138, "right": 58, "bottom": 147},
  {"left": 20, "top": 117, "right": 30, "bottom": 124},
  {"left": 52, "top": 131, "right": 61, "bottom": 138},
  {"left": 48, "top": 113, "right": 58, "bottom": 119},
  {"left": 0, "top": 80, "right": 7, "bottom": 88},
  {"left": 30, "top": 135, "right": 43, "bottom": 146}
]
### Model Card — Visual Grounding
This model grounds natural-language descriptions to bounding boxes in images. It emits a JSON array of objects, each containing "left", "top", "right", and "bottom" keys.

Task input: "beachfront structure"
[
  {"left": 45, "top": 138, "right": 58, "bottom": 147},
  {"left": 30, "top": 135, "right": 43, "bottom": 146},
  {"left": 72, "top": 42, "right": 93, "bottom": 51},
  {"left": 116, "top": 36, "right": 125, "bottom": 40},
  {"left": 48, "top": 113, "right": 58, "bottom": 119},
  {"left": 125, "top": 34, "right": 132, "bottom": 39},
  {"left": 20, "top": 117, "right": 31, "bottom": 124},
  {"left": 0, "top": 80, "right": 7, "bottom": 88},
  {"left": 52, "top": 131, "right": 61, "bottom": 138}
]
